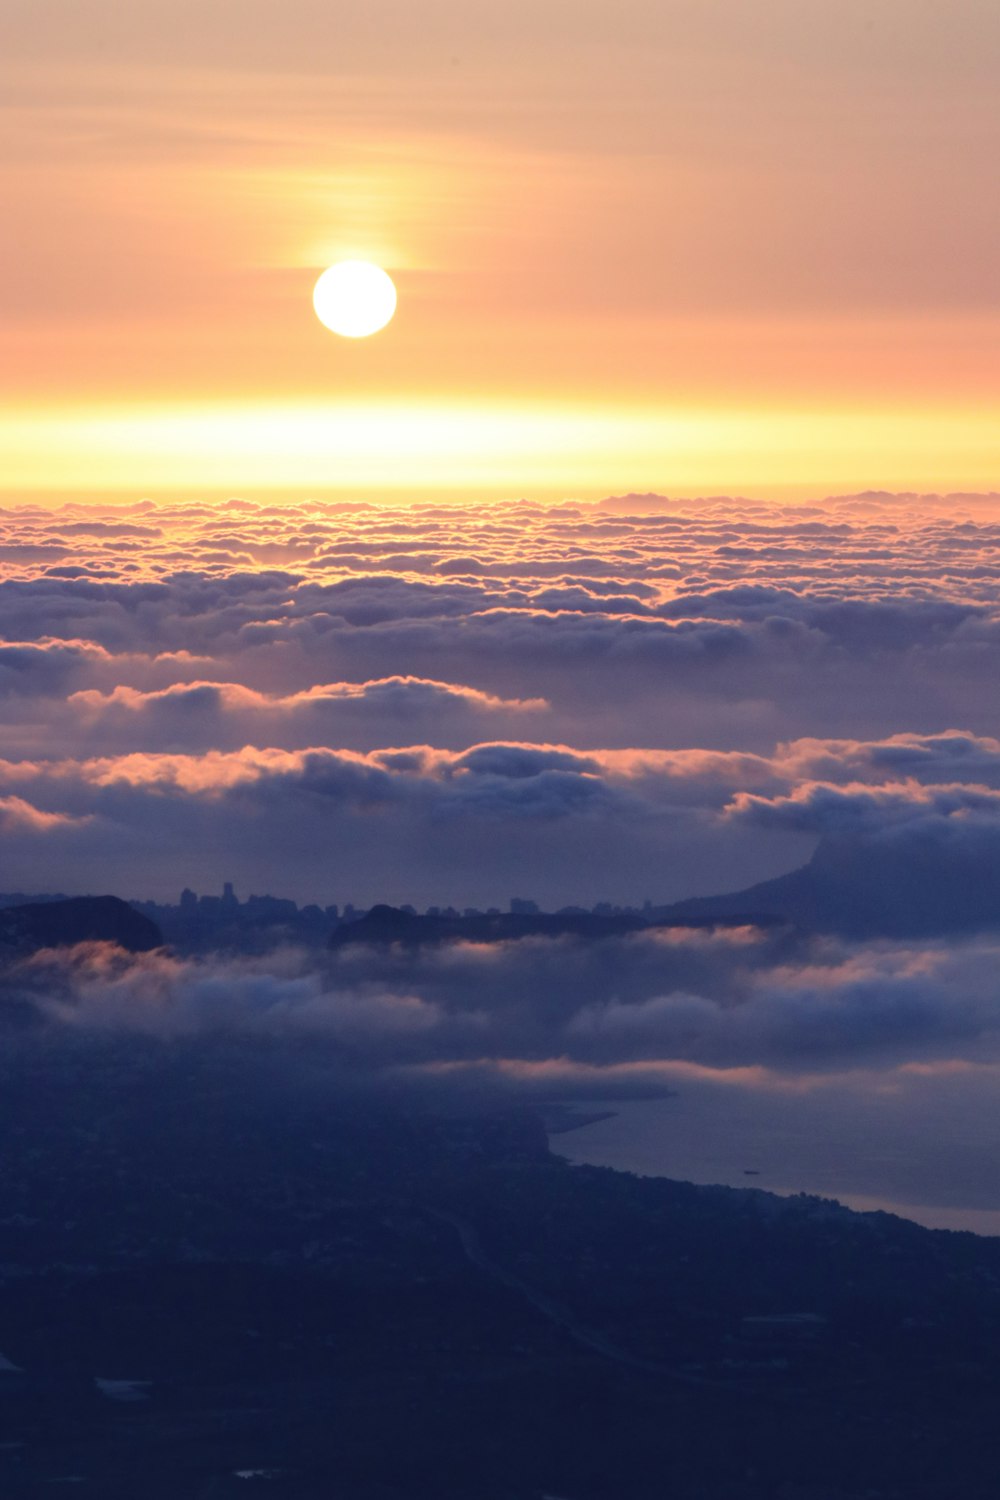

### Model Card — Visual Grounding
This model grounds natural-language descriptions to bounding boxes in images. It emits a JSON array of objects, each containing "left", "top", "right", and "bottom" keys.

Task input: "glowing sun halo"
[{"left": 313, "top": 260, "right": 397, "bottom": 338}]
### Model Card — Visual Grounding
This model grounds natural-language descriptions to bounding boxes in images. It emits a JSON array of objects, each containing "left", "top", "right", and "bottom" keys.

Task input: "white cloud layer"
[{"left": 4, "top": 492, "right": 1000, "bottom": 903}]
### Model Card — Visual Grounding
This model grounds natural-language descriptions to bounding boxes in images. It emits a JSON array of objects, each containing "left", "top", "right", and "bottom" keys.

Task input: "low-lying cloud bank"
[
  {"left": 4, "top": 490, "right": 1000, "bottom": 904},
  {"left": 8, "top": 924, "right": 1000, "bottom": 1091},
  {"left": 4, "top": 730, "right": 1000, "bottom": 911}
]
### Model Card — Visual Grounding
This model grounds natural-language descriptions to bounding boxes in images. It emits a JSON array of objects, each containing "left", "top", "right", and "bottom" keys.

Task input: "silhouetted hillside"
[
  {"left": 661, "top": 829, "right": 1000, "bottom": 937},
  {"left": 4, "top": 1032, "right": 1000, "bottom": 1495},
  {"left": 0, "top": 896, "right": 162, "bottom": 954},
  {"left": 330, "top": 903, "right": 646, "bottom": 948}
]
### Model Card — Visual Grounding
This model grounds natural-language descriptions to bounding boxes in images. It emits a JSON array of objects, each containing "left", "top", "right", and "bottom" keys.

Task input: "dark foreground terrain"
[{"left": 1, "top": 1024, "right": 1000, "bottom": 1500}]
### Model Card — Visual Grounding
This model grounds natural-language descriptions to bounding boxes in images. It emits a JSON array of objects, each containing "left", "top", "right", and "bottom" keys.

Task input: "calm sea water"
[{"left": 552, "top": 1089, "right": 1000, "bottom": 1237}]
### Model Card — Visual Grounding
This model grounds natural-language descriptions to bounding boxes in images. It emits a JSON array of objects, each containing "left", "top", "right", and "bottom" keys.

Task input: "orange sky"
[{"left": 4, "top": 0, "right": 1000, "bottom": 498}]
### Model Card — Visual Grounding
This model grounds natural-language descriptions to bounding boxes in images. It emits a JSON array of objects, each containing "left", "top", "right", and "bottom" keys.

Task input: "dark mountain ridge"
[
  {"left": 329, "top": 903, "right": 647, "bottom": 948},
  {"left": 660, "top": 830, "right": 1000, "bottom": 937},
  {"left": 0, "top": 896, "right": 162, "bottom": 954},
  {"left": 329, "top": 903, "right": 785, "bottom": 950}
]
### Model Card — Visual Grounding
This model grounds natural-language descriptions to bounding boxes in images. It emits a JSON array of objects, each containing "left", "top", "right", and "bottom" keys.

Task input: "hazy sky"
[{"left": 5, "top": 0, "right": 1000, "bottom": 495}]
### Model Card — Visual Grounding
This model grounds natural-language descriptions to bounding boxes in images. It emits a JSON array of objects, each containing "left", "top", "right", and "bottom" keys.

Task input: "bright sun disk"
[{"left": 313, "top": 260, "right": 397, "bottom": 338}]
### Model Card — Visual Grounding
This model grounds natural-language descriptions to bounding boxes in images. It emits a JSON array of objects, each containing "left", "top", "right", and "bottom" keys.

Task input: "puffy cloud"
[
  {"left": 0, "top": 794, "right": 88, "bottom": 833},
  {"left": 62, "top": 675, "right": 547, "bottom": 754},
  {"left": 726, "top": 778, "right": 1000, "bottom": 835},
  {"left": 0, "top": 638, "right": 113, "bottom": 697}
]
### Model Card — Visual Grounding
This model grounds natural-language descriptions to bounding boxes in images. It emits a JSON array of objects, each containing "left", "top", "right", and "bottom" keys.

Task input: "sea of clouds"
[
  {"left": 5, "top": 488, "right": 1000, "bottom": 1224},
  {"left": 5, "top": 488, "right": 1000, "bottom": 905}
]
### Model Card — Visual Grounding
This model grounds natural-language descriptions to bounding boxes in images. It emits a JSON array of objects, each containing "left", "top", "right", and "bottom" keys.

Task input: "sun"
[{"left": 312, "top": 261, "right": 397, "bottom": 338}]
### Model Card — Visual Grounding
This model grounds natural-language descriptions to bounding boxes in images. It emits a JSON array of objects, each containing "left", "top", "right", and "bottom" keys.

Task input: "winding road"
[{"left": 431, "top": 1208, "right": 735, "bottom": 1389}]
